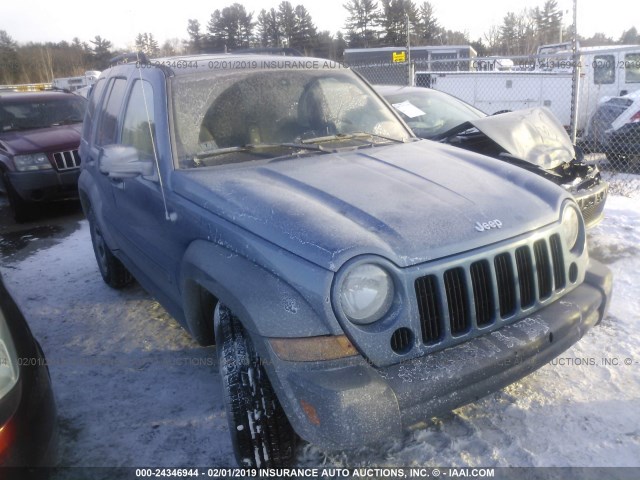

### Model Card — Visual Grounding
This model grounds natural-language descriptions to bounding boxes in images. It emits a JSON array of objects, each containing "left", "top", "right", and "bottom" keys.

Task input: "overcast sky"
[{"left": 2, "top": 0, "right": 638, "bottom": 49}]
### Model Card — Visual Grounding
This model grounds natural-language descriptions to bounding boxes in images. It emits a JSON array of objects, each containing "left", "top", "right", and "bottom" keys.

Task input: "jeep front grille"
[
  {"left": 52, "top": 150, "right": 81, "bottom": 171},
  {"left": 415, "top": 274, "right": 441, "bottom": 344},
  {"left": 415, "top": 233, "right": 566, "bottom": 342}
]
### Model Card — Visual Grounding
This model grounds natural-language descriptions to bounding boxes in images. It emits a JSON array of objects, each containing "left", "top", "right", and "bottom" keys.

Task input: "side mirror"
[{"left": 98, "top": 145, "right": 154, "bottom": 178}]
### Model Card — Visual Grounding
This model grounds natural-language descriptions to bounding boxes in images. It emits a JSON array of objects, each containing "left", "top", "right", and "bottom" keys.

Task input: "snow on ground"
[{"left": 1, "top": 194, "right": 639, "bottom": 471}]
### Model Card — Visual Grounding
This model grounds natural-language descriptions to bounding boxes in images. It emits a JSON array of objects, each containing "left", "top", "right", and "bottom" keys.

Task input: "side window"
[
  {"left": 95, "top": 78, "right": 128, "bottom": 147},
  {"left": 625, "top": 53, "right": 640, "bottom": 83},
  {"left": 121, "top": 80, "right": 155, "bottom": 159},
  {"left": 82, "top": 78, "right": 106, "bottom": 140},
  {"left": 593, "top": 55, "right": 615, "bottom": 85}
]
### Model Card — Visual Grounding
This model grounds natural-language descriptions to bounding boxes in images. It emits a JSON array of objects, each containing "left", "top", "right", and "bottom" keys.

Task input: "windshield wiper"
[
  {"left": 429, "top": 122, "right": 479, "bottom": 142},
  {"left": 196, "top": 143, "right": 328, "bottom": 159},
  {"left": 50, "top": 118, "right": 83, "bottom": 126},
  {"left": 193, "top": 143, "right": 331, "bottom": 166},
  {"left": 2, "top": 125, "right": 40, "bottom": 132},
  {"left": 301, "top": 132, "right": 405, "bottom": 145}
]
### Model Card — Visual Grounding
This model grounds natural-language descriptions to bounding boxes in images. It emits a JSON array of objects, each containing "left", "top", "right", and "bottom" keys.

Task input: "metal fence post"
[{"left": 569, "top": 0, "right": 580, "bottom": 143}]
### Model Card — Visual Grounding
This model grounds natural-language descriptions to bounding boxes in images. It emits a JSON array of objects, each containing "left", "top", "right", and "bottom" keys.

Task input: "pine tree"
[
  {"left": 278, "top": 1, "right": 299, "bottom": 48},
  {"left": 416, "top": 2, "right": 440, "bottom": 45},
  {"left": 135, "top": 33, "right": 160, "bottom": 57},
  {"left": 187, "top": 19, "right": 203, "bottom": 53},
  {"left": 207, "top": 3, "right": 254, "bottom": 51},
  {"left": 343, "top": 0, "right": 380, "bottom": 48},
  {"left": 293, "top": 5, "right": 318, "bottom": 52},
  {"left": 257, "top": 8, "right": 281, "bottom": 47},
  {"left": 380, "top": 0, "right": 418, "bottom": 46},
  {"left": 90, "top": 35, "right": 113, "bottom": 69},
  {"left": 535, "top": 0, "right": 563, "bottom": 45},
  {"left": 256, "top": 8, "right": 280, "bottom": 47},
  {"left": 620, "top": 27, "right": 640, "bottom": 45}
]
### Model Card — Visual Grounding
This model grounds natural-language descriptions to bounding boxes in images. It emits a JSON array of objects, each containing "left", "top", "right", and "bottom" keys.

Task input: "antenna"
[{"left": 136, "top": 52, "right": 176, "bottom": 222}]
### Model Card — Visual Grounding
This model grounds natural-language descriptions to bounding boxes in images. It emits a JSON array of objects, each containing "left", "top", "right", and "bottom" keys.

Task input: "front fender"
[
  {"left": 78, "top": 170, "right": 120, "bottom": 252},
  {"left": 179, "top": 239, "right": 342, "bottom": 339}
]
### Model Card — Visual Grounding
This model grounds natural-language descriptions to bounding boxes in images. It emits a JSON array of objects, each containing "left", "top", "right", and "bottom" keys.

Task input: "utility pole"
[{"left": 406, "top": 14, "right": 413, "bottom": 86}]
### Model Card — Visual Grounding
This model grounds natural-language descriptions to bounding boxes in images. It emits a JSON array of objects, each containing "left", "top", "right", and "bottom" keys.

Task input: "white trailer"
[
  {"left": 416, "top": 43, "right": 640, "bottom": 131},
  {"left": 52, "top": 70, "right": 101, "bottom": 92}
]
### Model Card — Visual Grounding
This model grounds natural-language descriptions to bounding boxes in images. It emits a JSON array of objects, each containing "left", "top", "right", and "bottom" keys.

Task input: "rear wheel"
[
  {"left": 216, "top": 305, "right": 296, "bottom": 468},
  {"left": 87, "top": 208, "right": 132, "bottom": 288}
]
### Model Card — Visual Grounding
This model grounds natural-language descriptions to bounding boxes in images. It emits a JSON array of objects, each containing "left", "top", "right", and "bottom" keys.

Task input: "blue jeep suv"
[{"left": 78, "top": 54, "right": 612, "bottom": 467}]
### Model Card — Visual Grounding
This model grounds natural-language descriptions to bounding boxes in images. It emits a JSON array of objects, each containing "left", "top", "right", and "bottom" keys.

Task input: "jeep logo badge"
[{"left": 475, "top": 219, "right": 503, "bottom": 232}]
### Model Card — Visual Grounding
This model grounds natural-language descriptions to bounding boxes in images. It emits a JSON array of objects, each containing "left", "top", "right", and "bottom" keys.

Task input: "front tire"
[
  {"left": 1, "top": 172, "right": 31, "bottom": 223},
  {"left": 216, "top": 305, "right": 296, "bottom": 468},
  {"left": 87, "top": 208, "right": 132, "bottom": 288}
]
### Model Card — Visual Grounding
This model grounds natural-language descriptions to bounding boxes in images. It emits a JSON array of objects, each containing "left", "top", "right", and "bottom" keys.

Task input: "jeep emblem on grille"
[{"left": 475, "top": 219, "right": 503, "bottom": 232}]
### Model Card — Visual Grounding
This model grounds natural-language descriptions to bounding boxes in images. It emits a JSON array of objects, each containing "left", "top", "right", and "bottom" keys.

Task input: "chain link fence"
[{"left": 346, "top": 46, "right": 640, "bottom": 194}]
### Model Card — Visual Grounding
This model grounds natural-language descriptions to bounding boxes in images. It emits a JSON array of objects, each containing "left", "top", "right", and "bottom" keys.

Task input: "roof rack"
[
  {"left": 109, "top": 51, "right": 150, "bottom": 66},
  {"left": 231, "top": 47, "right": 303, "bottom": 57},
  {"left": 48, "top": 86, "right": 73, "bottom": 93}
]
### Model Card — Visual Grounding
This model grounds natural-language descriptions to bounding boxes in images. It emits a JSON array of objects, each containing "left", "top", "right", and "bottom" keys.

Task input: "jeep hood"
[
  {"left": 0, "top": 124, "right": 82, "bottom": 155},
  {"left": 174, "top": 141, "right": 567, "bottom": 271},
  {"left": 463, "top": 107, "right": 575, "bottom": 170}
]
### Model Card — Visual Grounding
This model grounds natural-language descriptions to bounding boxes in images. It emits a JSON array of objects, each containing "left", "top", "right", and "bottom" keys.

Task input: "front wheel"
[
  {"left": 1, "top": 172, "right": 31, "bottom": 223},
  {"left": 87, "top": 208, "right": 132, "bottom": 288},
  {"left": 216, "top": 305, "right": 296, "bottom": 468}
]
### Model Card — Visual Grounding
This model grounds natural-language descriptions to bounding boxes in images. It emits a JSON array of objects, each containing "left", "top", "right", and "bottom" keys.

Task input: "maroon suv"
[{"left": 0, "top": 90, "right": 87, "bottom": 221}]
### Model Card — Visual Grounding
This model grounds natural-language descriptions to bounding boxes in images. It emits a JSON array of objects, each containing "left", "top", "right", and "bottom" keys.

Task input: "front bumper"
[
  {"left": 6, "top": 168, "right": 80, "bottom": 202},
  {"left": 261, "top": 259, "right": 612, "bottom": 451}
]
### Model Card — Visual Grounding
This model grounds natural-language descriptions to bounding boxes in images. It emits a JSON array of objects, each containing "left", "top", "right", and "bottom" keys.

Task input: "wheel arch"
[
  {"left": 78, "top": 172, "right": 120, "bottom": 252},
  {"left": 181, "top": 278, "right": 218, "bottom": 346},
  {"left": 179, "top": 239, "right": 337, "bottom": 345}
]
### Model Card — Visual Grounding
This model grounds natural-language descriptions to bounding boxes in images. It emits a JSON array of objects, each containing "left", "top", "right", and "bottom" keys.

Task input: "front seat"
[{"left": 296, "top": 83, "right": 336, "bottom": 139}]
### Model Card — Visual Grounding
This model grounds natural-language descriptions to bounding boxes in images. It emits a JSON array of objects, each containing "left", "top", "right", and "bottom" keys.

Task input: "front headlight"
[
  {"left": 561, "top": 204, "right": 581, "bottom": 251},
  {"left": 0, "top": 312, "right": 19, "bottom": 400},
  {"left": 339, "top": 263, "right": 394, "bottom": 325},
  {"left": 13, "top": 153, "right": 52, "bottom": 171}
]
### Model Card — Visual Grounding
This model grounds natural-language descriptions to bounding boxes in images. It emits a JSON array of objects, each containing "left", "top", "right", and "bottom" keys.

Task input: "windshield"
[
  {"left": 171, "top": 68, "right": 411, "bottom": 168},
  {"left": 0, "top": 95, "right": 87, "bottom": 132},
  {"left": 383, "top": 89, "right": 485, "bottom": 139}
]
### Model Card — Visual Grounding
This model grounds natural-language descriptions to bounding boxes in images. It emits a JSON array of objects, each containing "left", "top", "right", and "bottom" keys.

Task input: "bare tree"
[
  {"left": 0, "top": 30, "right": 19, "bottom": 83},
  {"left": 161, "top": 38, "right": 184, "bottom": 56}
]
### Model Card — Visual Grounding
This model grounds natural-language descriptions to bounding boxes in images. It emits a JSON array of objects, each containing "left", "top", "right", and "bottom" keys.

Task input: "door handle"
[{"left": 109, "top": 177, "right": 125, "bottom": 190}]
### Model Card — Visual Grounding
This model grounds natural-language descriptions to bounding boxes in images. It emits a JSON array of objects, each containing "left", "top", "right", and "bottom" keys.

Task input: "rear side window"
[
  {"left": 95, "top": 78, "right": 127, "bottom": 146},
  {"left": 625, "top": 53, "right": 640, "bottom": 83},
  {"left": 593, "top": 55, "right": 615, "bottom": 85},
  {"left": 121, "top": 80, "right": 155, "bottom": 159}
]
